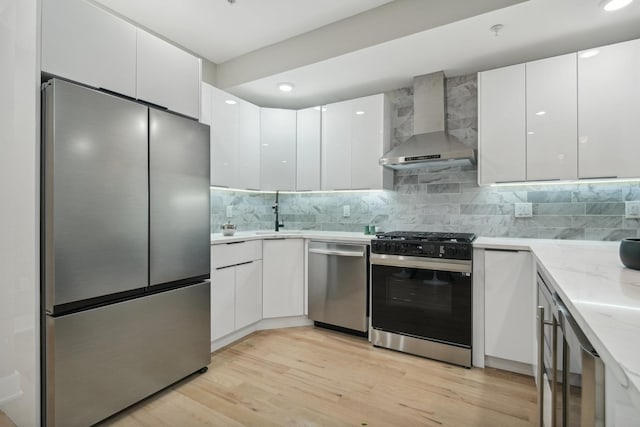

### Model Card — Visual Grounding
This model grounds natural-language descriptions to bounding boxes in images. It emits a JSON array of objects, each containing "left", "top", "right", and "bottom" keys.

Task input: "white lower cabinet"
[
  {"left": 211, "top": 266, "right": 236, "bottom": 341},
  {"left": 211, "top": 241, "right": 262, "bottom": 341},
  {"left": 262, "top": 239, "right": 304, "bottom": 318},
  {"left": 484, "top": 249, "right": 534, "bottom": 365},
  {"left": 235, "top": 260, "right": 263, "bottom": 330}
]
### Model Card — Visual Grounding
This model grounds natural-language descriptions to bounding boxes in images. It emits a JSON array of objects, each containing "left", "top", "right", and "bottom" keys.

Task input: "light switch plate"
[
  {"left": 226, "top": 205, "right": 233, "bottom": 218},
  {"left": 626, "top": 201, "right": 640, "bottom": 219},
  {"left": 514, "top": 203, "right": 533, "bottom": 218},
  {"left": 343, "top": 205, "right": 350, "bottom": 217}
]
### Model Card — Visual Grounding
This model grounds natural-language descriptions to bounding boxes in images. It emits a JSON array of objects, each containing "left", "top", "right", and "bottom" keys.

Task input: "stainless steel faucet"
[{"left": 272, "top": 190, "right": 284, "bottom": 231}]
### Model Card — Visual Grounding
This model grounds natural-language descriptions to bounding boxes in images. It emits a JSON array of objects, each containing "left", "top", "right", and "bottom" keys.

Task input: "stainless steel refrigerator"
[{"left": 41, "top": 79, "right": 211, "bottom": 427}]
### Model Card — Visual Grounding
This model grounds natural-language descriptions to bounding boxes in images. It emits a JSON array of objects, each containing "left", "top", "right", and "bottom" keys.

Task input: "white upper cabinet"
[
  {"left": 260, "top": 108, "right": 297, "bottom": 191},
  {"left": 200, "top": 82, "right": 213, "bottom": 125},
  {"left": 350, "top": 94, "right": 392, "bottom": 190},
  {"left": 210, "top": 86, "right": 239, "bottom": 187},
  {"left": 41, "top": 0, "right": 137, "bottom": 98},
  {"left": 478, "top": 64, "right": 526, "bottom": 184},
  {"left": 237, "top": 101, "right": 261, "bottom": 190},
  {"left": 296, "top": 107, "right": 321, "bottom": 191},
  {"left": 322, "top": 100, "right": 352, "bottom": 190},
  {"left": 136, "top": 30, "right": 201, "bottom": 119},
  {"left": 578, "top": 39, "right": 640, "bottom": 179},
  {"left": 322, "top": 94, "right": 392, "bottom": 190},
  {"left": 42, "top": 0, "right": 201, "bottom": 118},
  {"left": 526, "top": 53, "right": 578, "bottom": 181},
  {"left": 206, "top": 84, "right": 261, "bottom": 190}
]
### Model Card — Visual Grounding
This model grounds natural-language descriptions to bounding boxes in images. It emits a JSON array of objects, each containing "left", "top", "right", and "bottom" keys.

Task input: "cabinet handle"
[
  {"left": 225, "top": 241, "right": 245, "bottom": 245},
  {"left": 215, "top": 260, "right": 253, "bottom": 270},
  {"left": 537, "top": 305, "right": 545, "bottom": 427}
]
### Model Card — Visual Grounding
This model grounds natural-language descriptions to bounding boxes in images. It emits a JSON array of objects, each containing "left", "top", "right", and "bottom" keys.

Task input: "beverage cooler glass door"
[{"left": 371, "top": 262, "right": 472, "bottom": 347}]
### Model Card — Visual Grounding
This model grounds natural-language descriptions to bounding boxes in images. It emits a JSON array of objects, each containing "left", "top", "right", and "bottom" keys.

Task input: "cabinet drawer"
[{"left": 212, "top": 240, "right": 262, "bottom": 269}]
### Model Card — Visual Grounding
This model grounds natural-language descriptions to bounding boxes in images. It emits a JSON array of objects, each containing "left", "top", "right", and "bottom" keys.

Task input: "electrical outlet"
[
  {"left": 343, "top": 205, "right": 351, "bottom": 217},
  {"left": 226, "top": 205, "right": 233, "bottom": 218},
  {"left": 626, "top": 201, "right": 640, "bottom": 219},
  {"left": 514, "top": 203, "right": 533, "bottom": 218}
]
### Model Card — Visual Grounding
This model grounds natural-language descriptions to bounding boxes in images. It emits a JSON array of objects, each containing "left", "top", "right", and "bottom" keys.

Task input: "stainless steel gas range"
[{"left": 370, "top": 231, "right": 476, "bottom": 367}]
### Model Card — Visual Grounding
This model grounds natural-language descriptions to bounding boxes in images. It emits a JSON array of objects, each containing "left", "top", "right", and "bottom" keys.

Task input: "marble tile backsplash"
[{"left": 211, "top": 74, "right": 640, "bottom": 241}]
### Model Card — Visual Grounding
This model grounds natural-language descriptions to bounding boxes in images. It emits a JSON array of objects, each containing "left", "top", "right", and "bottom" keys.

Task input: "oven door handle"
[{"left": 370, "top": 253, "right": 471, "bottom": 273}]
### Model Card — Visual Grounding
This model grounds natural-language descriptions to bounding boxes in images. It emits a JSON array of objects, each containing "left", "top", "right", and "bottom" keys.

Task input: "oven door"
[{"left": 371, "top": 254, "right": 472, "bottom": 348}]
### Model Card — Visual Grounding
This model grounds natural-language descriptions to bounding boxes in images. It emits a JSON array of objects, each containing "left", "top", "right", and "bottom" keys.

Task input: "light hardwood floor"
[
  {"left": 100, "top": 327, "right": 537, "bottom": 426},
  {"left": 0, "top": 410, "right": 17, "bottom": 427}
]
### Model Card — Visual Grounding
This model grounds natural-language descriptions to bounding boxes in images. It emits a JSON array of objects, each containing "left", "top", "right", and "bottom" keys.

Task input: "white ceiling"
[
  {"left": 91, "top": 0, "right": 640, "bottom": 109},
  {"left": 91, "top": 0, "right": 393, "bottom": 63}
]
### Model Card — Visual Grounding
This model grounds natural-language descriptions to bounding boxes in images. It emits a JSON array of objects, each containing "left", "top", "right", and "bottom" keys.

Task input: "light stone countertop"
[
  {"left": 476, "top": 236, "right": 640, "bottom": 409},
  {"left": 211, "top": 230, "right": 376, "bottom": 245}
]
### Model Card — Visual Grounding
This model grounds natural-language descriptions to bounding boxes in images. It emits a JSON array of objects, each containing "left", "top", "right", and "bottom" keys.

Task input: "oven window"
[{"left": 371, "top": 264, "right": 471, "bottom": 347}]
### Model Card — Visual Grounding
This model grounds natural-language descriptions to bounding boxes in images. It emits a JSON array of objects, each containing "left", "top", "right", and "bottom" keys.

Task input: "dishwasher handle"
[{"left": 308, "top": 248, "right": 364, "bottom": 257}]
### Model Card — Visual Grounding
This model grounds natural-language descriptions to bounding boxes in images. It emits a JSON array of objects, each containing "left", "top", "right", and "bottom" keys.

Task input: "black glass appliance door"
[{"left": 371, "top": 264, "right": 471, "bottom": 347}]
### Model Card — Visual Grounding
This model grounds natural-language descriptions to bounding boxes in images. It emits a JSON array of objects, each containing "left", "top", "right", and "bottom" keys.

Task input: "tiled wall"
[{"left": 211, "top": 74, "right": 640, "bottom": 241}]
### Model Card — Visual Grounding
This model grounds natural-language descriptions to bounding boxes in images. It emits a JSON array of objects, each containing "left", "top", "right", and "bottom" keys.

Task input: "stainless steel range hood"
[{"left": 379, "top": 72, "right": 476, "bottom": 169}]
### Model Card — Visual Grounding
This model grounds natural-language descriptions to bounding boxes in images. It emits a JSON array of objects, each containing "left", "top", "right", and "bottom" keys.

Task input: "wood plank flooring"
[
  {"left": 99, "top": 327, "right": 537, "bottom": 426},
  {"left": 0, "top": 410, "right": 17, "bottom": 427}
]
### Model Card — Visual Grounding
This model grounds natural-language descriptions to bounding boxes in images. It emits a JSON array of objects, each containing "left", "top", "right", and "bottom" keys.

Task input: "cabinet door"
[
  {"left": 578, "top": 39, "right": 640, "bottom": 178},
  {"left": 351, "top": 94, "right": 391, "bottom": 190},
  {"left": 41, "top": 0, "right": 136, "bottom": 98},
  {"left": 296, "top": 107, "right": 321, "bottom": 191},
  {"left": 211, "top": 266, "right": 236, "bottom": 341},
  {"left": 526, "top": 54, "right": 577, "bottom": 181},
  {"left": 200, "top": 82, "right": 213, "bottom": 125},
  {"left": 262, "top": 239, "right": 304, "bottom": 318},
  {"left": 484, "top": 250, "right": 533, "bottom": 364},
  {"left": 235, "top": 260, "right": 262, "bottom": 330},
  {"left": 237, "top": 101, "right": 261, "bottom": 190},
  {"left": 136, "top": 30, "right": 201, "bottom": 119},
  {"left": 260, "top": 108, "right": 297, "bottom": 191},
  {"left": 322, "top": 100, "right": 352, "bottom": 190},
  {"left": 478, "top": 64, "right": 526, "bottom": 184},
  {"left": 210, "top": 87, "right": 239, "bottom": 187}
]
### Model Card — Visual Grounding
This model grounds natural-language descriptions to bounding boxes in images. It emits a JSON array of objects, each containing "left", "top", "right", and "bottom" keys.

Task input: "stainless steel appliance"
[
  {"left": 308, "top": 241, "right": 368, "bottom": 333},
  {"left": 41, "top": 79, "right": 211, "bottom": 427},
  {"left": 370, "top": 231, "right": 475, "bottom": 367},
  {"left": 536, "top": 267, "right": 605, "bottom": 427}
]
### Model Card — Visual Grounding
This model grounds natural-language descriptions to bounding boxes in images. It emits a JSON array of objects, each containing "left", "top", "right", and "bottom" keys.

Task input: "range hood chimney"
[{"left": 379, "top": 72, "right": 476, "bottom": 169}]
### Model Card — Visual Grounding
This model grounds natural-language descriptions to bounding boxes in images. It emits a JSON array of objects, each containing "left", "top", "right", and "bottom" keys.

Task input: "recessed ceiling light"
[
  {"left": 225, "top": 99, "right": 237, "bottom": 105},
  {"left": 579, "top": 49, "right": 600, "bottom": 59},
  {"left": 278, "top": 82, "right": 294, "bottom": 92},
  {"left": 535, "top": 111, "right": 546, "bottom": 116},
  {"left": 601, "top": 0, "right": 634, "bottom": 11},
  {"left": 355, "top": 111, "right": 365, "bottom": 115}
]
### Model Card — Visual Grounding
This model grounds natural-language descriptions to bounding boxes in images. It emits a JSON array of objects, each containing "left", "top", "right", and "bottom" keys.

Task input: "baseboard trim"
[
  {"left": 211, "top": 316, "right": 313, "bottom": 353},
  {"left": 485, "top": 355, "right": 534, "bottom": 376}
]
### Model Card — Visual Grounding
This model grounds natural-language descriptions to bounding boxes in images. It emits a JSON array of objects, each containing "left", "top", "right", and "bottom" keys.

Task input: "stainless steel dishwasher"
[{"left": 308, "top": 241, "right": 369, "bottom": 334}]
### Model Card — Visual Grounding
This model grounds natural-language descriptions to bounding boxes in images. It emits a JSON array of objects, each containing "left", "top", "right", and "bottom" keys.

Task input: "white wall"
[{"left": 0, "top": 0, "right": 40, "bottom": 425}]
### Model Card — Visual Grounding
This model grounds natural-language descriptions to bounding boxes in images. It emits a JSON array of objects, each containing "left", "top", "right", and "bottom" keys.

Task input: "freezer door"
[
  {"left": 149, "top": 109, "right": 211, "bottom": 286},
  {"left": 45, "top": 282, "right": 211, "bottom": 427},
  {"left": 42, "top": 79, "right": 149, "bottom": 311}
]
